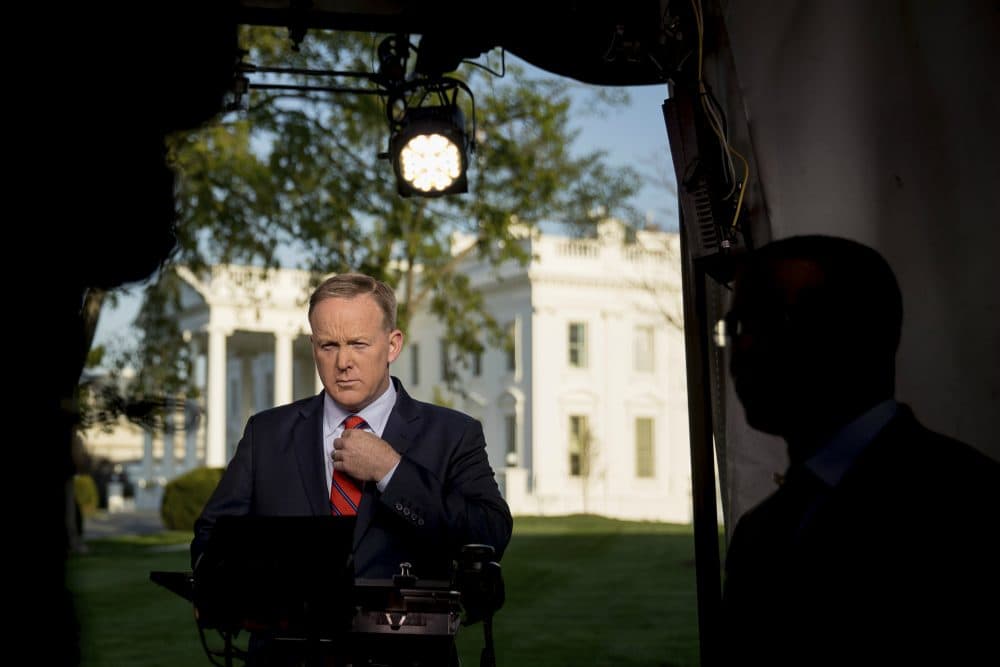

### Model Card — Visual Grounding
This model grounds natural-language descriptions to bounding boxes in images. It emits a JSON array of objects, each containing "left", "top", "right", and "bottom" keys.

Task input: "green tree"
[{"left": 102, "top": 27, "right": 643, "bottom": 413}]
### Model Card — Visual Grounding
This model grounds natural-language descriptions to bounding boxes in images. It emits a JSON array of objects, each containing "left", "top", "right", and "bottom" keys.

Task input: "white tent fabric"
[{"left": 713, "top": 0, "right": 1000, "bottom": 525}]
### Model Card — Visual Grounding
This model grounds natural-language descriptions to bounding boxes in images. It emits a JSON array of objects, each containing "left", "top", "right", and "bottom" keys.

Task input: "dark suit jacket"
[
  {"left": 192, "top": 378, "right": 512, "bottom": 581},
  {"left": 722, "top": 406, "right": 1000, "bottom": 665}
]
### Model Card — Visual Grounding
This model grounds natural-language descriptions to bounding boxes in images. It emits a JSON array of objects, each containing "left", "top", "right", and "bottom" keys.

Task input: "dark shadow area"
[
  {"left": 70, "top": 520, "right": 701, "bottom": 667},
  {"left": 21, "top": 5, "right": 237, "bottom": 663}
]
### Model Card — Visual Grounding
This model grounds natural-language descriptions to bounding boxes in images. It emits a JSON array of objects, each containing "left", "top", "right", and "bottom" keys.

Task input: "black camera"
[{"left": 452, "top": 544, "right": 505, "bottom": 625}]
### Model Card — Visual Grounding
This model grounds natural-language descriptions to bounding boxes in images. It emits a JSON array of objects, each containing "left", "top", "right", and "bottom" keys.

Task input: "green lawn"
[{"left": 68, "top": 515, "right": 700, "bottom": 667}]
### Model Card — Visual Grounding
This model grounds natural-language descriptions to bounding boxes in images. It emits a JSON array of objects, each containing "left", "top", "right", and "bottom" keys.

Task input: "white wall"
[
  {"left": 404, "top": 225, "right": 693, "bottom": 523},
  {"left": 716, "top": 0, "right": 1000, "bottom": 525}
]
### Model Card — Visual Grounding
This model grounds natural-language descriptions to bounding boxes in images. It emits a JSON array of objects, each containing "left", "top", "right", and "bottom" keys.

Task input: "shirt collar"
[
  {"left": 805, "top": 399, "right": 898, "bottom": 487},
  {"left": 322, "top": 378, "right": 397, "bottom": 438}
]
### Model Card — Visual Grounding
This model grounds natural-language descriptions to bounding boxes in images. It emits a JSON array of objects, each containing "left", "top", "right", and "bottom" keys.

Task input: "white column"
[
  {"left": 207, "top": 326, "right": 229, "bottom": 467},
  {"left": 184, "top": 334, "right": 202, "bottom": 470},
  {"left": 274, "top": 330, "right": 294, "bottom": 406}
]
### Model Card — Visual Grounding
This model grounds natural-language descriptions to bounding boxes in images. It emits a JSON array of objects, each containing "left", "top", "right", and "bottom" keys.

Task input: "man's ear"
[{"left": 387, "top": 329, "right": 404, "bottom": 363}]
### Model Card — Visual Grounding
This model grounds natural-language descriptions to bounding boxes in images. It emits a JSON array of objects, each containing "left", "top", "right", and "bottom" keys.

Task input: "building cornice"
[{"left": 526, "top": 272, "right": 678, "bottom": 293}]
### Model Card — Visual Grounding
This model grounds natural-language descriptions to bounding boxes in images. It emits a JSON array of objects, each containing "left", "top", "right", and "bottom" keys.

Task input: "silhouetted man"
[{"left": 721, "top": 235, "right": 999, "bottom": 665}]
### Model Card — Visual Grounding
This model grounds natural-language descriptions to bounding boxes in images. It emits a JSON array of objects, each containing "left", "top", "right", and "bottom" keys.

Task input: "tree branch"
[
  {"left": 410, "top": 241, "right": 479, "bottom": 312},
  {"left": 79, "top": 288, "right": 106, "bottom": 374}
]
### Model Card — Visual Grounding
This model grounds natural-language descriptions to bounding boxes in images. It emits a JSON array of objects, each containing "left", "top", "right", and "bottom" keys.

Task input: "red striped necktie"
[{"left": 330, "top": 415, "right": 366, "bottom": 516}]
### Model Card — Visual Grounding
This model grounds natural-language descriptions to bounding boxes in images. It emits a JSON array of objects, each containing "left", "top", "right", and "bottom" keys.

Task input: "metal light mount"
[
  {"left": 375, "top": 34, "right": 476, "bottom": 197},
  {"left": 228, "top": 32, "right": 478, "bottom": 198},
  {"left": 381, "top": 53, "right": 476, "bottom": 198}
]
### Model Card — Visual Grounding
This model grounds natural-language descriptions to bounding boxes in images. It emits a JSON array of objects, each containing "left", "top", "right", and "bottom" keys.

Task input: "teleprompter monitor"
[{"left": 193, "top": 515, "right": 357, "bottom": 633}]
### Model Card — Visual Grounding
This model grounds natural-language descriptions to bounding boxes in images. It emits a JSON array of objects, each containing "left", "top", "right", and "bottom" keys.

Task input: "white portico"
[{"left": 174, "top": 265, "right": 321, "bottom": 467}]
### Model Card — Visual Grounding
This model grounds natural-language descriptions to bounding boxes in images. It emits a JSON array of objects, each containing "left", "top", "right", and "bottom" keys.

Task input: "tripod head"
[{"left": 451, "top": 544, "right": 505, "bottom": 626}]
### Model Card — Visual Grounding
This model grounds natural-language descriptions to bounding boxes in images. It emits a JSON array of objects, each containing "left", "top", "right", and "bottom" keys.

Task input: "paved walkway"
[{"left": 83, "top": 508, "right": 166, "bottom": 540}]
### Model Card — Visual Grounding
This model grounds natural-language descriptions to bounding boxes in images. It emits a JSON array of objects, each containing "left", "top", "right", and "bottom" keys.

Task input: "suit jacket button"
[
  {"left": 402, "top": 507, "right": 410, "bottom": 516},
  {"left": 395, "top": 502, "right": 403, "bottom": 511},
  {"left": 417, "top": 518, "right": 425, "bottom": 526}
]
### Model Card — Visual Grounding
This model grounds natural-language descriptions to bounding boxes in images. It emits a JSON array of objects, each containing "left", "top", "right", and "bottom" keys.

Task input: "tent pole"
[{"left": 674, "top": 173, "right": 723, "bottom": 666}]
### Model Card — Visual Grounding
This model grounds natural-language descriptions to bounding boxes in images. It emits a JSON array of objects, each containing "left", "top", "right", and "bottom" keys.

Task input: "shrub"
[
  {"left": 160, "top": 467, "right": 224, "bottom": 531},
  {"left": 74, "top": 474, "right": 100, "bottom": 517}
]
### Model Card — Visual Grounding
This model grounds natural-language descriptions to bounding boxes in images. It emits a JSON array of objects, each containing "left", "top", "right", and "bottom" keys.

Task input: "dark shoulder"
[
  {"left": 856, "top": 407, "right": 1000, "bottom": 513},
  {"left": 886, "top": 407, "right": 999, "bottom": 478},
  {"left": 393, "top": 377, "right": 479, "bottom": 428},
  {"left": 410, "top": 396, "right": 480, "bottom": 429},
  {"left": 245, "top": 393, "right": 322, "bottom": 429}
]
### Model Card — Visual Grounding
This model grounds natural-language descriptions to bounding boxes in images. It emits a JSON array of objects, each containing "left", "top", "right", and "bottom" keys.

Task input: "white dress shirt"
[{"left": 805, "top": 398, "right": 899, "bottom": 487}]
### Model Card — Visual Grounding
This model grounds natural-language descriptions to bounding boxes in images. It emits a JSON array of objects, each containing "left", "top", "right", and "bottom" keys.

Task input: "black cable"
[
  {"left": 196, "top": 624, "right": 227, "bottom": 667},
  {"left": 697, "top": 83, "right": 736, "bottom": 197},
  {"left": 462, "top": 49, "right": 506, "bottom": 78}
]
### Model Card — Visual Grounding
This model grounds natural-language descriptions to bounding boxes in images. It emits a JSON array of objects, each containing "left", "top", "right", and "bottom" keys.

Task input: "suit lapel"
[
  {"left": 379, "top": 379, "right": 419, "bottom": 458},
  {"left": 292, "top": 393, "right": 329, "bottom": 516},
  {"left": 353, "top": 378, "right": 421, "bottom": 550}
]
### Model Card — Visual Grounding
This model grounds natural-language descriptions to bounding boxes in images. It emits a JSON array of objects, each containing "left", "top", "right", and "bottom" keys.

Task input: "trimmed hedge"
[
  {"left": 160, "top": 467, "right": 224, "bottom": 531},
  {"left": 74, "top": 474, "right": 99, "bottom": 517}
]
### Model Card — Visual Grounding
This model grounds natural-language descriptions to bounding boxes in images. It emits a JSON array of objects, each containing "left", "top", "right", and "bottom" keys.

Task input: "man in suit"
[
  {"left": 721, "top": 235, "right": 999, "bottom": 665},
  {"left": 191, "top": 271, "right": 512, "bottom": 590}
]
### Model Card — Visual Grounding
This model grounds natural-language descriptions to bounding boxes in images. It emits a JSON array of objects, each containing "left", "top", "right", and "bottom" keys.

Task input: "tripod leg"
[{"left": 479, "top": 616, "right": 495, "bottom": 667}]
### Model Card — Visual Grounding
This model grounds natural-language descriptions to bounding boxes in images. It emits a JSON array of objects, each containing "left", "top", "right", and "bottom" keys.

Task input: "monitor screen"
[{"left": 194, "top": 515, "right": 357, "bottom": 632}]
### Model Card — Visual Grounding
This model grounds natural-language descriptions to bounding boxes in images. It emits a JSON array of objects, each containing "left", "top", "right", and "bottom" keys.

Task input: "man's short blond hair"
[{"left": 308, "top": 273, "right": 397, "bottom": 330}]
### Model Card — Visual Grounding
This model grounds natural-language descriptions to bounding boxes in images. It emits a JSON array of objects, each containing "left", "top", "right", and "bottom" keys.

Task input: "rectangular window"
[
  {"left": 504, "top": 414, "right": 517, "bottom": 466},
  {"left": 568, "top": 322, "right": 588, "bottom": 368},
  {"left": 410, "top": 343, "right": 420, "bottom": 386},
  {"left": 439, "top": 339, "right": 451, "bottom": 381},
  {"left": 505, "top": 321, "right": 517, "bottom": 372},
  {"left": 635, "top": 417, "right": 655, "bottom": 478},
  {"left": 568, "top": 414, "right": 589, "bottom": 477},
  {"left": 634, "top": 325, "right": 655, "bottom": 373},
  {"left": 473, "top": 350, "right": 482, "bottom": 377}
]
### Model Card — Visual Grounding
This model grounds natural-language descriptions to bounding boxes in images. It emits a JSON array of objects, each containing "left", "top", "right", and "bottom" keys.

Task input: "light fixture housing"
[{"left": 390, "top": 104, "right": 469, "bottom": 197}]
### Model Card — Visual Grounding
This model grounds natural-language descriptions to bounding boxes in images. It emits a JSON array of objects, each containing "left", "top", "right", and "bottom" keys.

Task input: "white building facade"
[
  {"left": 96, "top": 221, "right": 692, "bottom": 522},
  {"left": 396, "top": 221, "right": 692, "bottom": 523}
]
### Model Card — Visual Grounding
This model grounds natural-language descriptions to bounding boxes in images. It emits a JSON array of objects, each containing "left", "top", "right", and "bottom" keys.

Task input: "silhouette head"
[{"left": 727, "top": 235, "right": 902, "bottom": 447}]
